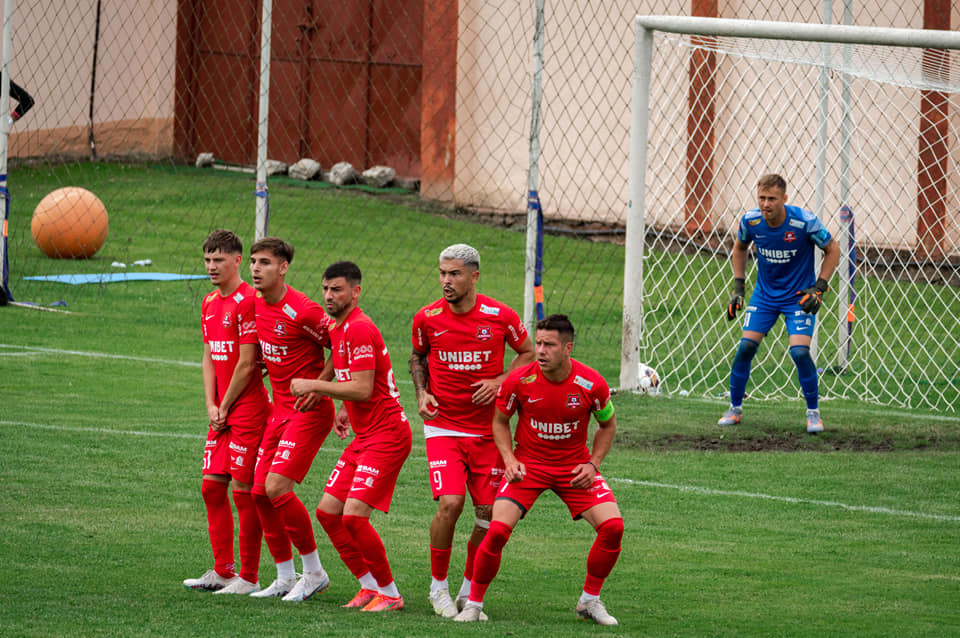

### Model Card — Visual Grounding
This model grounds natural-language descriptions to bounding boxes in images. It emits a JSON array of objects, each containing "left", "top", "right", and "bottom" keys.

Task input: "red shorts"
[
  {"left": 495, "top": 460, "right": 618, "bottom": 520},
  {"left": 425, "top": 435, "right": 503, "bottom": 504},
  {"left": 254, "top": 400, "right": 334, "bottom": 485},
  {"left": 202, "top": 404, "right": 269, "bottom": 483},
  {"left": 324, "top": 426, "right": 412, "bottom": 513}
]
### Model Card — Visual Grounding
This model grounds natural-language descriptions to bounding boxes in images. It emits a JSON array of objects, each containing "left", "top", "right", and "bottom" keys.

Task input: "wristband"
[{"left": 588, "top": 461, "right": 600, "bottom": 473}]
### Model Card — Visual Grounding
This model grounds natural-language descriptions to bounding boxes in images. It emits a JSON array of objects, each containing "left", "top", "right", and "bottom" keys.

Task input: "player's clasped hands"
[
  {"left": 289, "top": 377, "right": 321, "bottom": 412},
  {"left": 470, "top": 378, "right": 499, "bottom": 405}
]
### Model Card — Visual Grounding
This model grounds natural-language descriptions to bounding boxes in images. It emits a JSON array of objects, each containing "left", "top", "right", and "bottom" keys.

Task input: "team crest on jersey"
[
  {"left": 476, "top": 325, "right": 492, "bottom": 342},
  {"left": 783, "top": 231, "right": 797, "bottom": 243},
  {"left": 566, "top": 393, "right": 582, "bottom": 409},
  {"left": 274, "top": 321, "right": 286, "bottom": 336},
  {"left": 748, "top": 218, "right": 762, "bottom": 226},
  {"left": 426, "top": 307, "right": 443, "bottom": 317},
  {"left": 222, "top": 311, "right": 232, "bottom": 328},
  {"left": 521, "top": 374, "right": 537, "bottom": 384},
  {"left": 479, "top": 304, "right": 500, "bottom": 316},
  {"left": 573, "top": 375, "right": 594, "bottom": 391},
  {"left": 283, "top": 303, "right": 298, "bottom": 320}
]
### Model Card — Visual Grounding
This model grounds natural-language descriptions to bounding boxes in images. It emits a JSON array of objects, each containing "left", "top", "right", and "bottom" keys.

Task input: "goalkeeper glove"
[
  {"left": 797, "top": 278, "right": 830, "bottom": 314},
  {"left": 726, "top": 278, "right": 746, "bottom": 321}
]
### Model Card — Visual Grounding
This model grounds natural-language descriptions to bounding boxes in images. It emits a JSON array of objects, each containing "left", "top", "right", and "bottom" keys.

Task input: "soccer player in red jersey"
[
  {"left": 409, "top": 243, "right": 534, "bottom": 617},
  {"left": 290, "top": 261, "right": 413, "bottom": 613},
  {"left": 184, "top": 230, "right": 270, "bottom": 594},
  {"left": 454, "top": 314, "right": 624, "bottom": 626},
  {"left": 247, "top": 237, "right": 337, "bottom": 602}
]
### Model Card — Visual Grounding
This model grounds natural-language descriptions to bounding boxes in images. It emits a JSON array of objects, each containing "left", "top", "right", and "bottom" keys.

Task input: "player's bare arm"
[
  {"left": 571, "top": 413, "right": 616, "bottom": 489},
  {"left": 215, "top": 342, "right": 260, "bottom": 423},
  {"left": 492, "top": 409, "right": 524, "bottom": 482},
  {"left": 409, "top": 348, "right": 439, "bottom": 419},
  {"left": 201, "top": 343, "right": 224, "bottom": 429},
  {"left": 470, "top": 335, "right": 535, "bottom": 405},
  {"left": 291, "top": 368, "right": 375, "bottom": 405},
  {"left": 731, "top": 239, "right": 749, "bottom": 280}
]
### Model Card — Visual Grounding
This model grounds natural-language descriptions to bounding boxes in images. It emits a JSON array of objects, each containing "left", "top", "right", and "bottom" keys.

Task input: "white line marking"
[
  {"left": 0, "top": 343, "right": 414, "bottom": 383},
  {"left": 3, "top": 420, "right": 956, "bottom": 523},
  {"left": 609, "top": 477, "right": 960, "bottom": 522},
  {"left": 0, "top": 344, "right": 201, "bottom": 367}
]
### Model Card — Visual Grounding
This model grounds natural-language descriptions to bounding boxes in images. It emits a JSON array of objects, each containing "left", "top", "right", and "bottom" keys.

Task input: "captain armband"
[{"left": 595, "top": 401, "right": 615, "bottom": 422}]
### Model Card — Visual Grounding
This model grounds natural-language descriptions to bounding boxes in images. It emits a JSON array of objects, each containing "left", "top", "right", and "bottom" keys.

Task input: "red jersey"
[
  {"left": 496, "top": 359, "right": 611, "bottom": 466},
  {"left": 331, "top": 307, "right": 409, "bottom": 439},
  {"left": 411, "top": 294, "right": 527, "bottom": 435},
  {"left": 201, "top": 281, "right": 269, "bottom": 420},
  {"left": 254, "top": 285, "right": 333, "bottom": 411}
]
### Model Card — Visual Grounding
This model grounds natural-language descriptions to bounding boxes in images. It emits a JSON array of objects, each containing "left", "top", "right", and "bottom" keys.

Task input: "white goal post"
[{"left": 622, "top": 16, "right": 960, "bottom": 411}]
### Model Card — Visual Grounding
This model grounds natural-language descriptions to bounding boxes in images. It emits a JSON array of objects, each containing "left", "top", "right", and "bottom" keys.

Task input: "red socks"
[
  {"left": 270, "top": 491, "right": 318, "bottom": 556},
  {"left": 316, "top": 508, "right": 369, "bottom": 579},
  {"left": 201, "top": 479, "right": 235, "bottom": 578},
  {"left": 342, "top": 514, "right": 393, "bottom": 586},
  {"left": 430, "top": 545, "right": 453, "bottom": 581},
  {"left": 252, "top": 486, "right": 293, "bottom": 563},
  {"left": 468, "top": 520, "right": 512, "bottom": 603},
  {"left": 584, "top": 517, "right": 624, "bottom": 595},
  {"left": 232, "top": 489, "right": 262, "bottom": 583}
]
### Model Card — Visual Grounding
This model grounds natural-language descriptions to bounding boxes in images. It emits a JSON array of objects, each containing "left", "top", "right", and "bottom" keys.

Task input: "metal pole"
[
  {"left": 620, "top": 19, "right": 653, "bottom": 391},
  {"left": 254, "top": 0, "right": 273, "bottom": 240},
  {"left": 524, "top": 0, "right": 545, "bottom": 332}
]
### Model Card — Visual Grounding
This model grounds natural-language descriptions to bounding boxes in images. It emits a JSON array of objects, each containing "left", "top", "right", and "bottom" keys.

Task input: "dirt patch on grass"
[{"left": 617, "top": 429, "right": 958, "bottom": 453}]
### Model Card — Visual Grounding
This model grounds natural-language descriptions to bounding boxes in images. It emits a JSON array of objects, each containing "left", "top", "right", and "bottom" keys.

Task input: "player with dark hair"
[
  {"left": 720, "top": 174, "right": 840, "bottom": 433},
  {"left": 454, "top": 314, "right": 624, "bottom": 626},
  {"left": 409, "top": 242, "right": 534, "bottom": 617},
  {"left": 247, "top": 237, "right": 337, "bottom": 601},
  {"left": 183, "top": 229, "right": 270, "bottom": 593},
  {"left": 290, "top": 260, "right": 412, "bottom": 612}
]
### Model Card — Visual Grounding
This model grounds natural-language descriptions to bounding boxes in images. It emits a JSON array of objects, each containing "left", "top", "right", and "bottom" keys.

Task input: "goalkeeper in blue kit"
[{"left": 720, "top": 174, "right": 840, "bottom": 433}]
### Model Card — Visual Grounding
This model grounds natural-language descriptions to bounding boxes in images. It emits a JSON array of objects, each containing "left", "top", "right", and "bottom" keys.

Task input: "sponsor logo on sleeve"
[
  {"left": 479, "top": 304, "right": 500, "bottom": 316},
  {"left": 573, "top": 375, "right": 594, "bottom": 390},
  {"left": 233, "top": 291, "right": 245, "bottom": 303},
  {"left": 748, "top": 218, "right": 762, "bottom": 226},
  {"left": 521, "top": 374, "right": 537, "bottom": 384},
  {"left": 426, "top": 307, "right": 443, "bottom": 317},
  {"left": 352, "top": 344, "right": 374, "bottom": 361},
  {"left": 283, "top": 304, "right": 297, "bottom": 319},
  {"left": 790, "top": 219, "right": 804, "bottom": 228}
]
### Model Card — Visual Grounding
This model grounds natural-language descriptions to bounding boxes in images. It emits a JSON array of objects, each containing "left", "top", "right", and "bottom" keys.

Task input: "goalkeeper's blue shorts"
[{"left": 741, "top": 295, "right": 816, "bottom": 336}]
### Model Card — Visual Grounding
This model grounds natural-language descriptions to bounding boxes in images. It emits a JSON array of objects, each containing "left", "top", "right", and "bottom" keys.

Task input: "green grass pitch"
[{"left": 1, "top": 162, "right": 958, "bottom": 637}]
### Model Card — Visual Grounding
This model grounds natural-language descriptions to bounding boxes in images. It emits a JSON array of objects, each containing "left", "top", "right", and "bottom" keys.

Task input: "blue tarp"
[{"left": 24, "top": 273, "right": 208, "bottom": 285}]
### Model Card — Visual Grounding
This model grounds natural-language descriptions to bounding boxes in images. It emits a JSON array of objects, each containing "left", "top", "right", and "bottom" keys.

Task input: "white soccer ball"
[{"left": 637, "top": 363, "right": 661, "bottom": 394}]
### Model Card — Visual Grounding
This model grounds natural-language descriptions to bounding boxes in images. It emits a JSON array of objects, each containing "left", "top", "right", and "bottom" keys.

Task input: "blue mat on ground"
[{"left": 24, "top": 273, "right": 208, "bottom": 285}]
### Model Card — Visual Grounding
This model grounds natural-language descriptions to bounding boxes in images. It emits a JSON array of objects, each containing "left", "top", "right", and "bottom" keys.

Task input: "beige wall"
[{"left": 5, "top": 0, "right": 176, "bottom": 158}]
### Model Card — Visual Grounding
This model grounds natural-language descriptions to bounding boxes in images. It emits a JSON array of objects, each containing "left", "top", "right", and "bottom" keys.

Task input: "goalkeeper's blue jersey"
[{"left": 737, "top": 204, "right": 832, "bottom": 305}]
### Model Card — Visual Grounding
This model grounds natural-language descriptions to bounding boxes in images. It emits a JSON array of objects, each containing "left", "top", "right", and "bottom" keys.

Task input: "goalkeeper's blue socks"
[
  {"left": 790, "top": 345, "right": 819, "bottom": 409},
  {"left": 729, "top": 338, "right": 759, "bottom": 407}
]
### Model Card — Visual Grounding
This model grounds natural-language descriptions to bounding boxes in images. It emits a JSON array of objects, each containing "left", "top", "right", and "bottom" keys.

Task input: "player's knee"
[
  {"left": 436, "top": 497, "right": 465, "bottom": 521},
  {"left": 201, "top": 478, "right": 229, "bottom": 504},
  {"left": 735, "top": 338, "right": 760, "bottom": 363},
  {"left": 595, "top": 517, "right": 624, "bottom": 549},
  {"left": 315, "top": 507, "right": 339, "bottom": 528},
  {"left": 483, "top": 520, "right": 513, "bottom": 553},
  {"left": 789, "top": 344, "right": 811, "bottom": 364},
  {"left": 341, "top": 513, "right": 369, "bottom": 536}
]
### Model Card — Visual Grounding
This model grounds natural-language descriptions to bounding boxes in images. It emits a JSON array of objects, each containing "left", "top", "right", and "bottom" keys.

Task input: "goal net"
[{"left": 623, "top": 17, "right": 960, "bottom": 411}]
